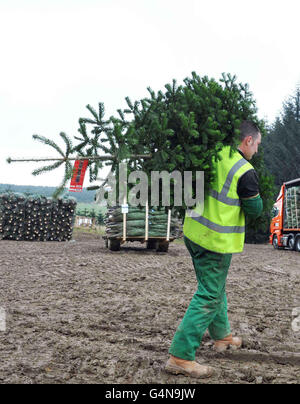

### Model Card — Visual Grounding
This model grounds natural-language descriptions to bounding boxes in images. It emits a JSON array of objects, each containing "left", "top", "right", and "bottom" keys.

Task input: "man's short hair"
[{"left": 240, "top": 120, "right": 260, "bottom": 141}]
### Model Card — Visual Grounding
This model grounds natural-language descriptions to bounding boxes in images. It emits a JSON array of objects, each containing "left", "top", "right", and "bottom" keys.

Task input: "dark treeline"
[
  {"left": 263, "top": 86, "right": 300, "bottom": 191},
  {"left": 0, "top": 184, "right": 96, "bottom": 203},
  {"left": 245, "top": 85, "right": 300, "bottom": 243}
]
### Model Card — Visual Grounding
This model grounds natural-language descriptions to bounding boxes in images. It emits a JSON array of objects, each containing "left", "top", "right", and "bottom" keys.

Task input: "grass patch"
[
  {"left": 173, "top": 237, "right": 184, "bottom": 245},
  {"left": 76, "top": 203, "right": 107, "bottom": 216},
  {"left": 73, "top": 226, "right": 106, "bottom": 236}
]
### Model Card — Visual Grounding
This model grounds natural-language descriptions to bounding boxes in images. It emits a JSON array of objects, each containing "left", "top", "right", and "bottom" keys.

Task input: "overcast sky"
[{"left": 1, "top": 0, "right": 299, "bottom": 188}]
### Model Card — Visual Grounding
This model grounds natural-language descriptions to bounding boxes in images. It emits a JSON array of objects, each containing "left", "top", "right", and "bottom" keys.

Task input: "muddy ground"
[{"left": 0, "top": 229, "right": 299, "bottom": 384}]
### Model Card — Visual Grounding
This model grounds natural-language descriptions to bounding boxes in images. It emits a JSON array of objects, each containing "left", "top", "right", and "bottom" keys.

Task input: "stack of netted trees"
[
  {"left": 105, "top": 206, "right": 182, "bottom": 239},
  {"left": 0, "top": 193, "right": 77, "bottom": 241},
  {"left": 285, "top": 186, "right": 300, "bottom": 229}
]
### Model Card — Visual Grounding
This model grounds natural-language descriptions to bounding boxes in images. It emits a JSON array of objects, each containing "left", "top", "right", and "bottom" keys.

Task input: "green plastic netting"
[{"left": 104, "top": 206, "right": 182, "bottom": 239}]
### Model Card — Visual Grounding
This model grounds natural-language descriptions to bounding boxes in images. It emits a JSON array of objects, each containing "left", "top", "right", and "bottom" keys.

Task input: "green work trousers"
[{"left": 169, "top": 236, "right": 232, "bottom": 361}]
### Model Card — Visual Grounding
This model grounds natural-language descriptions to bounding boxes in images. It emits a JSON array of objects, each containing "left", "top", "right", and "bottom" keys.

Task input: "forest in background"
[
  {"left": 263, "top": 87, "right": 300, "bottom": 190},
  {"left": 0, "top": 184, "right": 96, "bottom": 203}
]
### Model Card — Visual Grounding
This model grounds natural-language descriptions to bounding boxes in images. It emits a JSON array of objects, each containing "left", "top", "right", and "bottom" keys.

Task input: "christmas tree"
[{"left": 7, "top": 72, "right": 273, "bottom": 227}]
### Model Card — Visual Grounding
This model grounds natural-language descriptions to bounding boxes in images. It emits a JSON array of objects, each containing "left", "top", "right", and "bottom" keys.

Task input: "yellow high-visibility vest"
[{"left": 183, "top": 146, "right": 254, "bottom": 253}]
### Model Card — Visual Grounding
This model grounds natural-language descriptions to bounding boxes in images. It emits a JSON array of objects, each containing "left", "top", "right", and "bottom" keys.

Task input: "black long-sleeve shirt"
[{"left": 237, "top": 150, "right": 260, "bottom": 199}]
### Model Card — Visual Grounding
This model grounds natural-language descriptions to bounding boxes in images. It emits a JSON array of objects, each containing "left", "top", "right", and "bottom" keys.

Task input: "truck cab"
[{"left": 269, "top": 185, "right": 284, "bottom": 248}]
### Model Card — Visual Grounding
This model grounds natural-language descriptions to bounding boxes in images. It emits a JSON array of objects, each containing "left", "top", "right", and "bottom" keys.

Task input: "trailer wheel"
[
  {"left": 146, "top": 240, "right": 157, "bottom": 250},
  {"left": 272, "top": 235, "right": 279, "bottom": 249},
  {"left": 109, "top": 239, "right": 121, "bottom": 251},
  {"left": 295, "top": 237, "right": 300, "bottom": 252},
  {"left": 156, "top": 240, "right": 169, "bottom": 252}
]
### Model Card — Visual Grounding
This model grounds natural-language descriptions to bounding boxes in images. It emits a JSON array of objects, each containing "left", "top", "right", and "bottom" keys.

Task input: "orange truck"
[{"left": 270, "top": 178, "right": 300, "bottom": 251}]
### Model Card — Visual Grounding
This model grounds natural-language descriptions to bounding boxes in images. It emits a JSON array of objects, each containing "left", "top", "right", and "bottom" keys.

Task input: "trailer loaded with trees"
[{"left": 103, "top": 205, "right": 182, "bottom": 252}]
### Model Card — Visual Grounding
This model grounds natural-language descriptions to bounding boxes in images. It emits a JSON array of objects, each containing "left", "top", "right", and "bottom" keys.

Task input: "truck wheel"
[
  {"left": 295, "top": 237, "right": 300, "bottom": 252},
  {"left": 156, "top": 240, "right": 169, "bottom": 252},
  {"left": 109, "top": 239, "right": 121, "bottom": 251},
  {"left": 272, "top": 235, "right": 279, "bottom": 249},
  {"left": 288, "top": 236, "right": 295, "bottom": 250}
]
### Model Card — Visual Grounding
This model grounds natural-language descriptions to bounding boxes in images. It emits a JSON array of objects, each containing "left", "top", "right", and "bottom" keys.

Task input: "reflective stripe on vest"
[
  {"left": 209, "top": 158, "right": 249, "bottom": 207},
  {"left": 188, "top": 210, "right": 245, "bottom": 233}
]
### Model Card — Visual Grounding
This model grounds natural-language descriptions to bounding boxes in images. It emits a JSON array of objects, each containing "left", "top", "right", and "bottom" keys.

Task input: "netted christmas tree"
[{"left": 105, "top": 205, "right": 182, "bottom": 239}]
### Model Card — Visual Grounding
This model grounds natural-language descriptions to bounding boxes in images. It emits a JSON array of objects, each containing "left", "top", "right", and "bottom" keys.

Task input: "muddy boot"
[
  {"left": 214, "top": 334, "right": 242, "bottom": 352},
  {"left": 165, "top": 355, "right": 214, "bottom": 379}
]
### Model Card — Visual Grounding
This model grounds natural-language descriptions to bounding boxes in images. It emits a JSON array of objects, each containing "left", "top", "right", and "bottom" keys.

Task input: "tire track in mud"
[{"left": 0, "top": 235, "right": 299, "bottom": 384}]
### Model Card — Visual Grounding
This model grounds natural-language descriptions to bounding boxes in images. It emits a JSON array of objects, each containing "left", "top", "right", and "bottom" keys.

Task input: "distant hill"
[{"left": 0, "top": 183, "right": 96, "bottom": 203}]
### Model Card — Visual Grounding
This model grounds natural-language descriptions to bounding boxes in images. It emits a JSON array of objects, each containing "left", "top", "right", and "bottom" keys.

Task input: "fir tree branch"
[
  {"left": 32, "top": 134, "right": 65, "bottom": 157},
  {"left": 32, "top": 160, "right": 63, "bottom": 176}
]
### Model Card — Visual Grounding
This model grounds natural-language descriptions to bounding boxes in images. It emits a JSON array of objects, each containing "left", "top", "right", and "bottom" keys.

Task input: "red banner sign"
[{"left": 69, "top": 159, "right": 89, "bottom": 192}]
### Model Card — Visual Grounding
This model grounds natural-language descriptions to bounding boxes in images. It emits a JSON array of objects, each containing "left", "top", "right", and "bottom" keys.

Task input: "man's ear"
[{"left": 246, "top": 136, "right": 253, "bottom": 145}]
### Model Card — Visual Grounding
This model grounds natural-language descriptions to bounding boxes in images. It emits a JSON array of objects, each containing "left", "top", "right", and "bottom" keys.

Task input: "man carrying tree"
[{"left": 165, "top": 121, "right": 263, "bottom": 378}]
